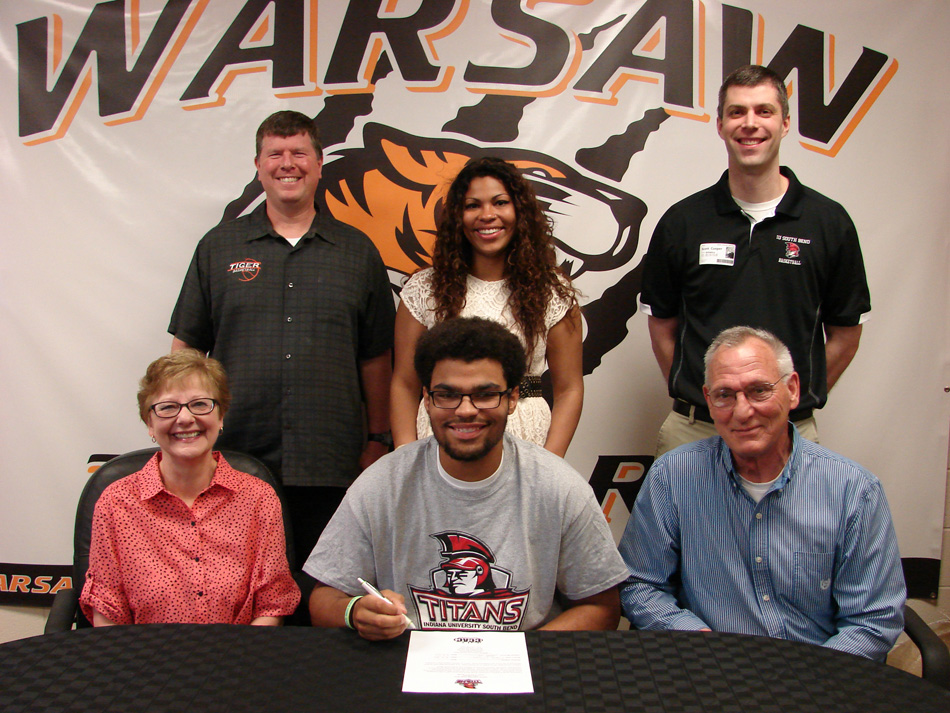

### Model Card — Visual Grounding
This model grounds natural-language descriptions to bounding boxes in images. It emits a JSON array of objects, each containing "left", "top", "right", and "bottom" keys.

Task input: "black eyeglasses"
[
  {"left": 427, "top": 389, "right": 512, "bottom": 410},
  {"left": 707, "top": 375, "right": 790, "bottom": 409},
  {"left": 150, "top": 398, "right": 218, "bottom": 419}
]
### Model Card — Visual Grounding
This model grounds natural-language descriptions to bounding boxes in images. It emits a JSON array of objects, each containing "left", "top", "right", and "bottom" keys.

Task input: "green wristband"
[{"left": 344, "top": 595, "right": 363, "bottom": 630}]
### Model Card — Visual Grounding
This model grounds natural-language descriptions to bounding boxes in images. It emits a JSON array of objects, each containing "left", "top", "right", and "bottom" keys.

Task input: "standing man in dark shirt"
[
  {"left": 168, "top": 111, "right": 396, "bottom": 568},
  {"left": 640, "top": 65, "right": 870, "bottom": 455}
]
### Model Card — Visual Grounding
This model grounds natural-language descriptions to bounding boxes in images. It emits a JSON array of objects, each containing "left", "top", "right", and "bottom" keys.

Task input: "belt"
[
  {"left": 672, "top": 399, "right": 814, "bottom": 424},
  {"left": 672, "top": 399, "right": 714, "bottom": 423},
  {"left": 519, "top": 375, "right": 542, "bottom": 398}
]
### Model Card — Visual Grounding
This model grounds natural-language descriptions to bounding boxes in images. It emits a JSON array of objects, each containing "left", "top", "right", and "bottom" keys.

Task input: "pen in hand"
[{"left": 357, "top": 577, "right": 415, "bottom": 629}]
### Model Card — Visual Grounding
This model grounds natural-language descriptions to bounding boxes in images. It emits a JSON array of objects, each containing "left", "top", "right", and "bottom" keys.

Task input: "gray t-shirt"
[{"left": 304, "top": 434, "right": 628, "bottom": 631}]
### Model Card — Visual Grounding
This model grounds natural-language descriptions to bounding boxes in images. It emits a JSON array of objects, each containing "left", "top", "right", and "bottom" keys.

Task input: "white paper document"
[{"left": 402, "top": 630, "right": 534, "bottom": 694}]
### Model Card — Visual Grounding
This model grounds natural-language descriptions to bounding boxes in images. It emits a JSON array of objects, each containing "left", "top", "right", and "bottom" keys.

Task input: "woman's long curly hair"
[{"left": 430, "top": 157, "right": 578, "bottom": 355}]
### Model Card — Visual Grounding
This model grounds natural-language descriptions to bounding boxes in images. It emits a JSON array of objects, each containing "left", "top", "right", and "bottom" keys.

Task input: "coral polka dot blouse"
[{"left": 80, "top": 452, "right": 300, "bottom": 624}]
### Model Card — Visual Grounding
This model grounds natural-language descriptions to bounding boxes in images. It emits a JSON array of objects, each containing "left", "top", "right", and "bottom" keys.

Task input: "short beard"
[{"left": 438, "top": 431, "right": 503, "bottom": 463}]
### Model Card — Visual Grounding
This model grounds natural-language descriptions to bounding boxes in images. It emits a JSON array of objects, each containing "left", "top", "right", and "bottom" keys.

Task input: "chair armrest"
[
  {"left": 285, "top": 570, "right": 318, "bottom": 626},
  {"left": 45, "top": 588, "right": 78, "bottom": 634},
  {"left": 903, "top": 604, "right": 950, "bottom": 690}
]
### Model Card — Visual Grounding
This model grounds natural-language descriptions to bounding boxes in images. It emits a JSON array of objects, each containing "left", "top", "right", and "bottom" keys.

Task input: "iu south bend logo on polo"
[
  {"left": 408, "top": 532, "right": 528, "bottom": 631},
  {"left": 227, "top": 259, "right": 261, "bottom": 281},
  {"left": 777, "top": 235, "right": 808, "bottom": 265}
]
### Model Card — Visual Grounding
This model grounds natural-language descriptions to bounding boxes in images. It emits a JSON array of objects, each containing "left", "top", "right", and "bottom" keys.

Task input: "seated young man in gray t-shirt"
[{"left": 305, "top": 317, "right": 628, "bottom": 640}]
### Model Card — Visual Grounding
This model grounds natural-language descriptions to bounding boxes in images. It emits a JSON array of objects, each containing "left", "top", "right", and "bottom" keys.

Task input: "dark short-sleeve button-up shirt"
[{"left": 169, "top": 202, "right": 395, "bottom": 487}]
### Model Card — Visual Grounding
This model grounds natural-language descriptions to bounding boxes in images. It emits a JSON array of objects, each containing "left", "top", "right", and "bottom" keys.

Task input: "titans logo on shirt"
[{"left": 408, "top": 532, "right": 528, "bottom": 631}]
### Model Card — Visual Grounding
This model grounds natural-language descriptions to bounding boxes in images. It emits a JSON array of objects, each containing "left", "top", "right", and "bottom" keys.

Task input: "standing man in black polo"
[
  {"left": 640, "top": 65, "right": 870, "bottom": 455},
  {"left": 168, "top": 111, "right": 396, "bottom": 568}
]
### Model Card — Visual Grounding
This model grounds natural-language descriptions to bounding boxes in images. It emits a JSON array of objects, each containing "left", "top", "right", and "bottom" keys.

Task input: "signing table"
[{"left": 2, "top": 625, "right": 948, "bottom": 712}]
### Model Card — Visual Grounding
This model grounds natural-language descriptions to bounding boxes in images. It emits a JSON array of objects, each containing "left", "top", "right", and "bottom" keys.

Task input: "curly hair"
[
  {"left": 429, "top": 156, "right": 577, "bottom": 354},
  {"left": 414, "top": 317, "right": 527, "bottom": 391}
]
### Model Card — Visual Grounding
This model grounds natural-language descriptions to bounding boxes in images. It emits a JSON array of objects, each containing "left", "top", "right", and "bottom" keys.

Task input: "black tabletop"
[{"left": 2, "top": 625, "right": 948, "bottom": 712}]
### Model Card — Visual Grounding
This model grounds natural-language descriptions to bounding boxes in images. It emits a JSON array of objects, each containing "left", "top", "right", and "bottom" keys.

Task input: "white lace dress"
[{"left": 400, "top": 268, "right": 571, "bottom": 446}]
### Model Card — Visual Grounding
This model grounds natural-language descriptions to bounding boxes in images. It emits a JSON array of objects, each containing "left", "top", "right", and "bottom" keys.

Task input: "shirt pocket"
[{"left": 792, "top": 552, "right": 835, "bottom": 612}]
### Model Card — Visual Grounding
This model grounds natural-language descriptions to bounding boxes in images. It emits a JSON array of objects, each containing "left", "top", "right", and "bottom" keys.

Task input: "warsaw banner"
[{"left": 2, "top": 0, "right": 948, "bottom": 603}]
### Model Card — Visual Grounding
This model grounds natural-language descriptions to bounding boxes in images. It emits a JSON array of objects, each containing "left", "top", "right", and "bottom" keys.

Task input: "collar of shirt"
[
  {"left": 717, "top": 423, "right": 803, "bottom": 499},
  {"left": 243, "top": 200, "right": 338, "bottom": 246},
  {"left": 426, "top": 434, "right": 515, "bottom": 502},
  {"left": 138, "top": 451, "right": 238, "bottom": 501},
  {"left": 713, "top": 166, "right": 805, "bottom": 220},
  {"left": 436, "top": 450, "right": 505, "bottom": 490}
]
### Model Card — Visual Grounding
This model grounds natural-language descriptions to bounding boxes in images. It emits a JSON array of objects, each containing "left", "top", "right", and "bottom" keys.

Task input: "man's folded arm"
[{"left": 619, "top": 577, "right": 709, "bottom": 632}]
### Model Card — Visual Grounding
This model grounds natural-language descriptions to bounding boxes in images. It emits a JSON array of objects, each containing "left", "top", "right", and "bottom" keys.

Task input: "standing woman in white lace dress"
[{"left": 391, "top": 157, "right": 583, "bottom": 456}]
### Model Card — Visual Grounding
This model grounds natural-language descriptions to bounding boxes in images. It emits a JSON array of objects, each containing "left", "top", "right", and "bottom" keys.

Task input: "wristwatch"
[{"left": 367, "top": 431, "right": 394, "bottom": 450}]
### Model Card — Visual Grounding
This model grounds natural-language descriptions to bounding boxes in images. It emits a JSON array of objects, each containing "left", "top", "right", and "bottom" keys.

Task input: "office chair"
[
  {"left": 901, "top": 604, "right": 950, "bottom": 690},
  {"left": 45, "top": 447, "right": 297, "bottom": 632}
]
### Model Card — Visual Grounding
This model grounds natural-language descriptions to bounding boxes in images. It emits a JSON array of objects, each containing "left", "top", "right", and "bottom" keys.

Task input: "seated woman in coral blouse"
[{"left": 80, "top": 350, "right": 300, "bottom": 625}]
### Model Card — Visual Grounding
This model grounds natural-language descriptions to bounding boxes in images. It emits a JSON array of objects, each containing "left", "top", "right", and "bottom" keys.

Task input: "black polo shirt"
[
  {"left": 640, "top": 167, "right": 870, "bottom": 413},
  {"left": 169, "top": 202, "right": 395, "bottom": 487}
]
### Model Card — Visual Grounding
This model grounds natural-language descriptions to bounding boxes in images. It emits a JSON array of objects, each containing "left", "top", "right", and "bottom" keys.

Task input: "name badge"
[{"left": 699, "top": 243, "right": 735, "bottom": 266}]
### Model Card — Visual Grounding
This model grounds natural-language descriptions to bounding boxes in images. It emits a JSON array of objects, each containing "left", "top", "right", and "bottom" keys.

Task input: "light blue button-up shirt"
[{"left": 619, "top": 426, "right": 905, "bottom": 661}]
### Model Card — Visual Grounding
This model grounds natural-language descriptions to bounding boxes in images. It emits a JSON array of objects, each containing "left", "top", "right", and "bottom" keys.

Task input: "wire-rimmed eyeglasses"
[{"left": 706, "top": 375, "right": 790, "bottom": 409}]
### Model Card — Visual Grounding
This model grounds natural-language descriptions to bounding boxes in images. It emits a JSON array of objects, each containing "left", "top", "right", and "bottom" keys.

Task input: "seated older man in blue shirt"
[{"left": 619, "top": 326, "right": 905, "bottom": 661}]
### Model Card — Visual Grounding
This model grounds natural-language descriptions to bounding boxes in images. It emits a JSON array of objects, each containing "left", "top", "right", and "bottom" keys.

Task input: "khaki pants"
[{"left": 655, "top": 409, "right": 819, "bottom": 457}]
